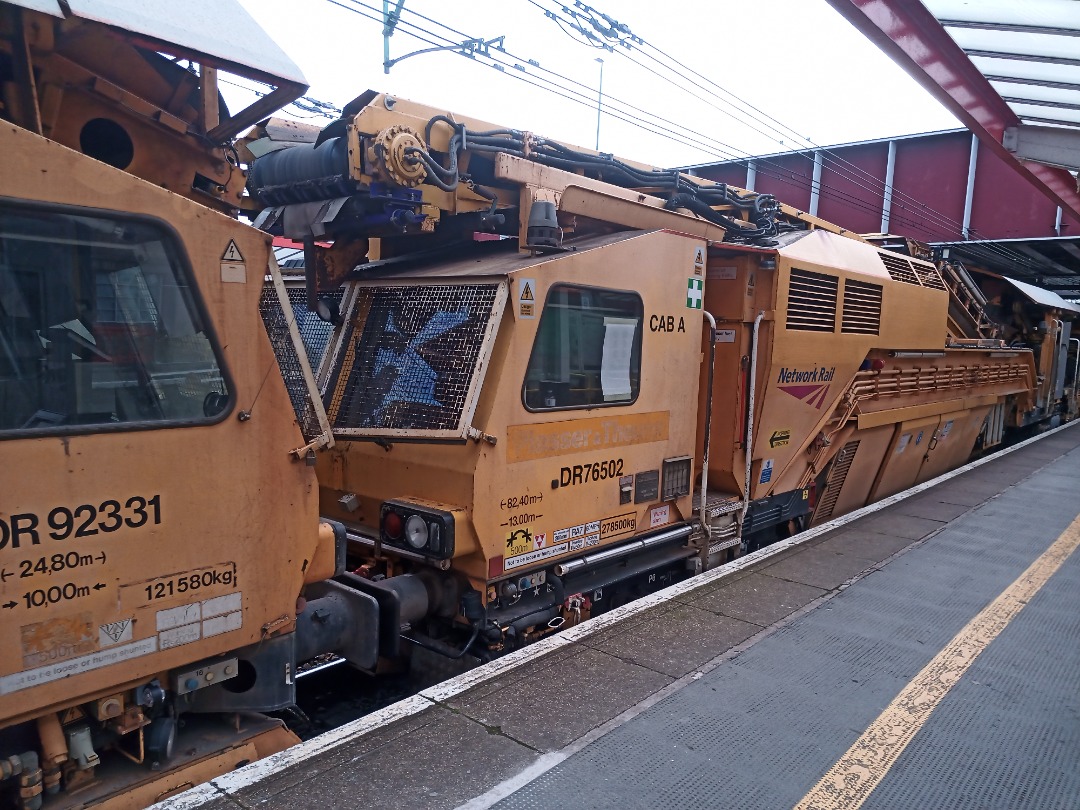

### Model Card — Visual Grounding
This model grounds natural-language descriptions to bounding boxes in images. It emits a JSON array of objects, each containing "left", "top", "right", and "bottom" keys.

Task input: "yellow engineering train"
[
  {"left": 0, "top": 1, "right": 1075, "bottom": 806},
  {"left": 246, "top": 91, "right": 1067, "bottom": 656}
]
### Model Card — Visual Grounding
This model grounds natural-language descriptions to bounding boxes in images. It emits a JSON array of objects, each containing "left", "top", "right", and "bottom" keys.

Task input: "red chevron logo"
[{"left": 778, "top": 383, "right": 831, "bottom": 409}]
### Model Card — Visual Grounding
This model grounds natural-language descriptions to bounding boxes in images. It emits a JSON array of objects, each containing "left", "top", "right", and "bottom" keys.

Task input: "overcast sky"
[{"left": 231, "top": 0, "right": 961, "bottom": 167}]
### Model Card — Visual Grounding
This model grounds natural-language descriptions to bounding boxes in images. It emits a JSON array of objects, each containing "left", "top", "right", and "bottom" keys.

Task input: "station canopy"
[{"left": 826, "top": 0, "right": 1080, "bottom": 299}]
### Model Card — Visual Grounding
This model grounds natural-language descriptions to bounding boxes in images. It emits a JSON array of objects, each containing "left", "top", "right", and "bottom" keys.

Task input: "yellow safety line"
[{"left": 793, "top": 514, "right": 1080, "bottom": 810}]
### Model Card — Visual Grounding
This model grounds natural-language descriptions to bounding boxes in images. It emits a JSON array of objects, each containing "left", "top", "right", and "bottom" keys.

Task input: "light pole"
[{"left": 595, "top": 57, "right": 604, "bottom": 151}]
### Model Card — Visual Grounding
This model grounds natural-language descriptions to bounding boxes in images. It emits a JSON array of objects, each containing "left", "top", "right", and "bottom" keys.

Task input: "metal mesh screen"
[
  {"left": 259, "top": 284, "right": 328, "bottom": 444},
  {"left": 329, "top": 284, "right": 500, "bottom": 433},
  {"left": 282, "top": 287, "right": 343, "bottom": 371},
  {"left": 662, "top": 456, "right": 692, "bottom": 501}
]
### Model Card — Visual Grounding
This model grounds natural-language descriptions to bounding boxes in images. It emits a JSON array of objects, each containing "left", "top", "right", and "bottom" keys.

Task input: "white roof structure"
[{"left": 6, "top": 0, "right": 308, "bottom": 140}]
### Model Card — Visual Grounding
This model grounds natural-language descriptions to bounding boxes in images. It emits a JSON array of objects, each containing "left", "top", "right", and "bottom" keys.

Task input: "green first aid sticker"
[{"left": 686, "top": 277, "right": 703, "bottom": 309}]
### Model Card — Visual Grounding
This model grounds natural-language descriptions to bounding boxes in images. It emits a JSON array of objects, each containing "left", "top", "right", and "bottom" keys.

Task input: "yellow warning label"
[
  {"left": 520, "top": 282, "right": 534, "bottom": 301},
  {"left": 221, "top": 240, "right": 244, "bottom": 262},
  {"left": 505, "top": 527, "right": 535, "bottom": 557},
  {"left": 768, "top": 428, "right": 791, "bottom": 449}
]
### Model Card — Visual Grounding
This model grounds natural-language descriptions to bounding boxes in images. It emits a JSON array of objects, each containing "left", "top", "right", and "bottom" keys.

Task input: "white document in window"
[{"left": 601, "top": 317, "right": 636, "bottom": 401}]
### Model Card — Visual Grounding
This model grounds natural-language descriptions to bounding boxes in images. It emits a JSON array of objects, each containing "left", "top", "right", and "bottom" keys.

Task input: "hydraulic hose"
[
  {"left": 402, "top": 622, "right": 482, "bottom": 660},
  {"left": 406, "top": 116, "right": 786, "bottom": 246}
]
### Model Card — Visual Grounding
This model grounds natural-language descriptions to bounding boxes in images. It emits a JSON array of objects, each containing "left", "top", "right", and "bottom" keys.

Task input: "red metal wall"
[
  {"left": 688, "top": 129, "right": 1079, "bottom": 241},
  {"left": 816, "top": 143, "right": 888, "bottom": 235}
]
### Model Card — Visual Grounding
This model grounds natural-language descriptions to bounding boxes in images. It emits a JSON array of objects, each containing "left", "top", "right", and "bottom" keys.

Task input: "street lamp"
[{"left": 595, "top": 57, "right": 604, "bottom": 151}]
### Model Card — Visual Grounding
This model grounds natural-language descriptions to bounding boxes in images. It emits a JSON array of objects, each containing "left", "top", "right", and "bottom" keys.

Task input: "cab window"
[
  {"left": 523, "top": 284, "right": 642, "bottom": 411},
  {"left": 0, "top": 203, "right": 229, "bottom": 435}
]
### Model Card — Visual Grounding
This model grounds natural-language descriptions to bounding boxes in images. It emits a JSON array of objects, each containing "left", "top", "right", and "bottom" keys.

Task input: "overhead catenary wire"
[
  {"left": 330, "top": 0, "right": 900, "bottom": 210},
  {"left": 328, "top": 0, "right": 773, "bottom": 164},
  {"left": 366, "top": 0, "right": 1015, "bottom": 251},
  {"left": 509, "top": 2, "right": 1039, "bottom": 262},
  {"left": 404, "top": 0, "right": 1041, "bottom": 271},
  {"left": 533, "top": 1, "right": 1047, "bottom": 271},
  {"left": 538, "top": 1, "right": 1050, "bottom": 271},
  {"left": 317, "top": 0, "right": 1049, "bottom": 271},
  {"left": 218, "top": 75, "right": 343, "bottom": 120}
]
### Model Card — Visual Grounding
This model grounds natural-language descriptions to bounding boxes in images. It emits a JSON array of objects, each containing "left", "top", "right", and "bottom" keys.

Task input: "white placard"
[
  {"left": 601, "top": 317, "right": 636, "bottom": 401},
  {"left": 203, "top": 611, "right": 243, "bottom": 638},
  {"left": 650, "top": 505, "right": 671, "bottom": 528},
  {"left": 202, "top": 592, "right": 242, "bottom": 619},
  {"left": 157, "top": 603, "right": 201, "bottom": 631},
  {"left": 159, "top": 623, "right": 201, "bottom": 650},
  {"left": 0, "top": 638, "right": 157, "bottom": 695},
  {"left": 504, "top": 542, "right": 570, "bottom": 570}
]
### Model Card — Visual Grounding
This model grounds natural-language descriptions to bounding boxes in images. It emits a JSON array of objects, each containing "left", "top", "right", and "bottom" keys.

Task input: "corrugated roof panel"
[
  {"left": 971, "top": 55, "right": 1080, "bottom": 87},
  {"left": 1009, "top": 104, "right": 1080, "bottom": 126},
  {"left": 990, "top": 82, "right": 1080, "bottom": 108},
  {"left": 947, "top": 28, "right": 1080, "bottom": 62},
  {"left": 924, "top": 0, "right": 1080, "bottom": 28}
]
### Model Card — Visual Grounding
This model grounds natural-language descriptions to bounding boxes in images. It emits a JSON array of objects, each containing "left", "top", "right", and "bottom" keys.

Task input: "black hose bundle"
[{"left": 408, "top": 115, "right": 789, "bottom": 243}]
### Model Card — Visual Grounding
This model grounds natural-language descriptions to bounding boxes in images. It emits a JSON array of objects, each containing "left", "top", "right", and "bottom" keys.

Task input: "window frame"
[
  {"left": 521, "top": 282, "right": 645, "bottom": 413},
  {"left": 0, "top": 196, "right": 235, "bottom": 441}
]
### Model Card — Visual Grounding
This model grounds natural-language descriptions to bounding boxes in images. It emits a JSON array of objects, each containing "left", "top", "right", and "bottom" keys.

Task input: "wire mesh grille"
[
  {"left": 259, "top": 284, "right": 326, "bottom": 443},
  {"left": 282, "top": 287, "right": 343, "bottom": 371},
  {"left": 662, "top": 456, "right": 692, "bottom": 501},
  {"left": 329, "top": 284, "right": 500, "bottom": 433}
]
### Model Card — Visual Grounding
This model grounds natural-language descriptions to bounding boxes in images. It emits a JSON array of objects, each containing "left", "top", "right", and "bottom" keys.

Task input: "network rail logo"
[{"left": 776, "top": 366, "right": 835, "bottom": 409}]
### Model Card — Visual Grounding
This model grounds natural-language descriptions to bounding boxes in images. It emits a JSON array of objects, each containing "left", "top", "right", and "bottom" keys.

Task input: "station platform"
[{"left": 160, "top": 422, "right": 1080, "bottom": 810}]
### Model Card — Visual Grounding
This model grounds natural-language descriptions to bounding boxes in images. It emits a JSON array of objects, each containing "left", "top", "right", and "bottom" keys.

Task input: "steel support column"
[
  {"left": 809, "top": 151, "right": 823, "bottom": 217},
  {"left": 881, "top": 140, "right": 896, "bottom": 233}
]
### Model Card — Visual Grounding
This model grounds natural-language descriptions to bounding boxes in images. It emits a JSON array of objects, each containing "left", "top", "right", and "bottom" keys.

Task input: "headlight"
[
  {"left": 405, "top": 515, "right": 429, "bottom": 549},
  {"left": 380, "top": 500, "right": 456, "bottom": 559}
]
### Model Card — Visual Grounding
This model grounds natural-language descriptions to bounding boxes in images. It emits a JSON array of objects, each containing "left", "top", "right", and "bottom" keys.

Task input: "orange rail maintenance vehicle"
[
  {"left": 1, "top": 1, "right": 1075, "bottom": 805},
  {"left": 245, "top": 91, "right": 1069, "bottom": 661}
]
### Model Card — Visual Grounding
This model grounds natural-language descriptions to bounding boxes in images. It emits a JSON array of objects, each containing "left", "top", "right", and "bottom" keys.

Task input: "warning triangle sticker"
[
  {"left": 221, "top": 240, "right": 244, "bottom": 262},
  {"left": 520, "top": 281, "right": 534, "bottom": 301}
]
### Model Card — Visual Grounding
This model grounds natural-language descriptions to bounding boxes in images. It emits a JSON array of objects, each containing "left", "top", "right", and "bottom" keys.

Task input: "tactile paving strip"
[
  {"left": 493, "top": 449, "right": 1080, "bottom": 810},
  {"left": 866, "top": 542, "right": 1080, "bottom": 810}
]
